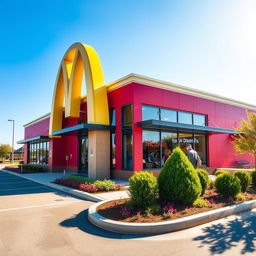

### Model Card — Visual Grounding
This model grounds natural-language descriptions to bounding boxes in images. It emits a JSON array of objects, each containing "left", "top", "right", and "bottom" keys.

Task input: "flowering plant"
[
  {"left": 54, "top": 178, "right": 123, "bottom": 193},
  {"left": 162, "top": 202, "right": 177, "bottom": 218},
  {"left": 120, "top": 205, "right": 132, "bottom": 218},
  {"left": 208, "top": 199, "right": 215, "bottom": 205}
]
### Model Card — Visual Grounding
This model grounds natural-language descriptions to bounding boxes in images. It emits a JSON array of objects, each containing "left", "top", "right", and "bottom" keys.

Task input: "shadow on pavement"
[
  {"left": 193, "top": 211, "right": 256, "bottom": 255},
  {"left": 59, "top": 209, "right": 155, "bottom": 239}
]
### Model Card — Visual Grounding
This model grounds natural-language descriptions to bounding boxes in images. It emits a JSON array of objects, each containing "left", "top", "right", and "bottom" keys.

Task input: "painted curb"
[
  {"left": 1, "top": 169, "right": 103, "bottom": 202},
  {"left": 88, "top": 199, "right": 256, "bottom": 234}
]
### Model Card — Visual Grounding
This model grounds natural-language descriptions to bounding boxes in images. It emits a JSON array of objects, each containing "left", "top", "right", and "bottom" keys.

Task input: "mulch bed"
[{"left": 97, "top": 188, "right": 256, "bottom": 223}]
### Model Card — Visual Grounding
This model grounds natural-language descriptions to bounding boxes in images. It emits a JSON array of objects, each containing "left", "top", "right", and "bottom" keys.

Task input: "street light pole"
[{"left": 8, "top": 119, "right": 15, "bottom": 164}]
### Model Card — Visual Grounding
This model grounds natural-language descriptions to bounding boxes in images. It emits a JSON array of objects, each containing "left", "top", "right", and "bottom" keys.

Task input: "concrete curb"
[
  {"left": 1, "top": 169, "right": 103, "bottom": 202},
  {"left": 88, "top": 199, "right": 256, "bottom": 234}
]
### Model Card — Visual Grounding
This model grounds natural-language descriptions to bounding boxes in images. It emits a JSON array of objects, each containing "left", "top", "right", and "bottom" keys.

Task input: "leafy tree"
[
  {"left": 232, "top": 111, "right": 256, "bottom": 168},
  {"left": 0, "top": 144, "right": 13, "bottom": 159}
]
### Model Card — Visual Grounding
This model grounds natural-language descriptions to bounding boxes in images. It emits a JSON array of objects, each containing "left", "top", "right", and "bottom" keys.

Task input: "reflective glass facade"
[
  {"left": 143, "top": 130, "right": 207, "bottom": 169},
  {"left": 122, "top": 105, "right": 133, "bottom": 170},
  {"left": 142, "top": 105, "right": 206, "bottom": 126},
  {"left": 28, "top": 140, "right": 49, "bottom": 165}
]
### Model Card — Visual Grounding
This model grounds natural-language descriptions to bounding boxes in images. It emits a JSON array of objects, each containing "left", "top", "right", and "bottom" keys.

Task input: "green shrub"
[
  {"left": 129, "top": 171, "right": 158, "bottom": 208},
  {"left": 215, "top": 170, "right": 229, "bottom": 176},
  {"left": 196, "top": 169, "right": 210, "bottom": 195},
  {"left": 209, "top": 179, "right": 215, "bottom": 189},
  {"left": 235, "top": 193, "right": 246, "bottom": 201},
  {"left": 94, "top": 180, "right": 116, "bottom": 191},
  {"left": 193, "top": 198, "right": 209, "bottom": 208},
  {"left": 251, "top": 170, "right": 256, "bottom": 186},
  {"left": 234, "top": 170, "right": 251, "bottom": 192},
  {"left": 215, "top": 173, "right": 241, "bottom": 197},
  {"left": 158, "top": 147, "right": 202, "bottom": 204},
  {"left": 145, "top": 204, "right": 162, "bottom": 215},
  {"left": 21, "top": 165, "right": 44, "bottom": 172},
  {"left": 64, "top": 176, "right": 95, "bottom": 184}
]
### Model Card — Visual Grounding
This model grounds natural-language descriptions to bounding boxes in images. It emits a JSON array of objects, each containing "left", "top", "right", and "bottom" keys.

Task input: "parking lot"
[
  {"left": 0, "top": 172, "right": 83, "bottom": 211},
  {"left": 1, "top": 170, "right": 256, "bottom": 256}
]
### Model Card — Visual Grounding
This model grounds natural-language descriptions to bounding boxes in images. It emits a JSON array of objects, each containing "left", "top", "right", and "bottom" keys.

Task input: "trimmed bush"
[
  {"left": 193, "top": 198, "right": 209, "bottom": 208},
  {"left": 196, "top": 169, "right": 210, "bottom": 195},
  {"left": 235, "top": 193, "right": 246, "bottom": 202},
  {"left": 129, "top": 171, "right": 158, "bottom": 208},
  {"left": 215, "top": 170, "right": 229, "bottom": 176},
  {"left": 209, "top": 179, "right": 215, "bottom": 189},
  {"left": 234, "top": 170, "right": 251, "bottom": 192},
  {"left": 215, "top": 173, "right": 241, "bottom": 197},
  {"left": 251, "top": 170, "right": 256, "bottom": 186},
  {"left": 64, "top": 175, "right": 94, "bottom": 184},
  {"left": 94, "top": 180, "right": 116, "bottom": 191},
  {"left": 21, "top": 165, "right": 44, "bottom": 172},
  {"left": 158, "top": 147, "right": 202, "bottom": 204}
]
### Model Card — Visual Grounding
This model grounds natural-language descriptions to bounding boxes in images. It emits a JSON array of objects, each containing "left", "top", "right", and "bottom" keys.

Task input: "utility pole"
[{"left": 8, "top": 119, "right": 15, "bottom": 163}]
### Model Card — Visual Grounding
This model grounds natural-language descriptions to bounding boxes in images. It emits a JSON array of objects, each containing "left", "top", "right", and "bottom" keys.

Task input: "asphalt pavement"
[{"left": 0, "top": 170, "right": 256, "bottom": 256}]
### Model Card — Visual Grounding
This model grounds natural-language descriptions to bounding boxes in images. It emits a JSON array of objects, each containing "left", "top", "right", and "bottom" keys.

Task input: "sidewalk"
[{"left": 0, "top": 168, "right": 129, "bottom": 202}]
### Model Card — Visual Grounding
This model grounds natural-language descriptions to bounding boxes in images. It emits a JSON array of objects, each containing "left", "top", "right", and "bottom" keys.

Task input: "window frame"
[{"left": 121, "top": 104, "right": 133, "bottom": 170}]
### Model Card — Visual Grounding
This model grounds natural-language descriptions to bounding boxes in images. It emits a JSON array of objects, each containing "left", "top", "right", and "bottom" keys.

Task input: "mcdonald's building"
[{"left": 18, "top": 42, "right": 256, "bottom": 180}]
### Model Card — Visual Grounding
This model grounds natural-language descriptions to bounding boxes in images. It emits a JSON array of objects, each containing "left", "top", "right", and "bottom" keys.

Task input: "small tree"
[
  {"left": 232, "top": 111, "right": 256, "bottom": 168},
  {"left": 0, "top": 144, "right": 13, "bottom": 159},
  {"left": 158, "top": 147, "right": 202, "bottom": 204}
]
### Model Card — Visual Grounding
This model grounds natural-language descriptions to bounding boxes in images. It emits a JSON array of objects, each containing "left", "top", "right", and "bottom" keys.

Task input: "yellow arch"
[{"left": 49, "top": 42, "right": 109, "bottom": 135}]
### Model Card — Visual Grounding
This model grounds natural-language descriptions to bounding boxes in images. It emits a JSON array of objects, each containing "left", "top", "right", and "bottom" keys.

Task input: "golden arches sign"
[{"left": 49, "top": 42, "right": 109, "bottom": 135}]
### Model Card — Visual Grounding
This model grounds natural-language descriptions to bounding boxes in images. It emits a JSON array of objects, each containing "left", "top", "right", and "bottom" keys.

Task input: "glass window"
[
  {"left": 143, "top": 131, "right": 161, "bottom": 169},
  {"left": 28, "top": 140, "right": 49, "bottom": 165},
  {"left": 194, "top": 134, "right": 207, "bottom": 165},
  {"left": 142, "top": 130, "right": 208, "bottom": 169},
  {"left": 161, "top": 109, "right": 177, "bottom": 122},
  {"left": 142, "top": 105, "right": 159, "bottom": 121},
  {"left": 193, "top": 114, "right": 206, "bottom": 126},
  {"left": 32, "top": 144, "right": 35, "bottom": 163},
  {"left": 178, "top": 111, "right": 193, "bottom": 124},
  {"left": 111, "top": 133, "right": 116, "bottom": 170},
  {"left": 122, "top": 105, "right": 132, "bottom": 125},
  {"left": 161, "top": 132, "right": 178, "bottom": 166},
  {"left": 45, "top": 141, "right": 49, "bottom": 164},
  {"left": 178, "top": 133, "right": 194, "bottom": 154},
  {"left": 110, "top": 109, "right": 116, "bottom": 126},
  {"left": 122, "top": 105, "right": 133, "bottom": 170},
  {"left": 122, "top": 129, "right": 133, "bottom": 170}
]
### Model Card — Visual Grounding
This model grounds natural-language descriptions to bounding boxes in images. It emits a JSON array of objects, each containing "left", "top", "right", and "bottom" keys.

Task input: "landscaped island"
[
  {"left": 95, "top": 147, "right": 256, "bottom": 223},
  {"left": 54, "top": 176, "right": 125, "bottom": 193}
]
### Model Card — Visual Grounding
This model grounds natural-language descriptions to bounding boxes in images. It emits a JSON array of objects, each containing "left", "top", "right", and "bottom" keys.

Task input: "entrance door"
[{"left": 79, "top": 134, "right": 88, "bottom": 174}]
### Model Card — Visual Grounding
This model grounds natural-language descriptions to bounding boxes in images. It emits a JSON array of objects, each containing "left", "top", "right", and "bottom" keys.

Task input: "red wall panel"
[{"left": 23, "top": 81, "right": 254, "bottom": 170}]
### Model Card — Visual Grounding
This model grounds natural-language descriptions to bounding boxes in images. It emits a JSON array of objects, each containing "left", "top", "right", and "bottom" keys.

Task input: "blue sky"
[{"left": 0, "top": 0, "right": 255, "bottom": 148}]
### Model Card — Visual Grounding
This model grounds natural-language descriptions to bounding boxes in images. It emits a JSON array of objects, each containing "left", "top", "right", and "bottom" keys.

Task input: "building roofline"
[
  {"left": 23, "top": 113, "right": 50, "bottom": 128},
  {"left": 106, "top": 73, "right": 256, "bottom": 111},
  {"left": 24, "top": 73, "right": 256, "bottom": 128}
]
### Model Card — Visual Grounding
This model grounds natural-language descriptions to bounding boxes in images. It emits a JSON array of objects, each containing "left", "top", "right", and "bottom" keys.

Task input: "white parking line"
[{"left": 0, "top": 200, "right": 81, "bottom": 212}]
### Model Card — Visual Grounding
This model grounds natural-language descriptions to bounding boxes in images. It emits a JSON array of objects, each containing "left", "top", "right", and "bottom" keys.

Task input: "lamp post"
[{"left": 8, "top": 119, "right": 15, "bottom": 163}]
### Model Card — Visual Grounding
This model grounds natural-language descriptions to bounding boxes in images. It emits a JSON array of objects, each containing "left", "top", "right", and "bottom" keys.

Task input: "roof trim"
[
  {"left": 52, "top": 123, "right": 115, "bottom": 136},
  {"left": 106, "top": 73, "right": 256, "bottom": 111},
  {"left": 17, "top": 136, "right": 49, "bottom": 144},
  {"left": 24, "top": 73, "right": 256, "bottom": 128},
  {"left": 23, "top": 113, "right": 50, "bottom": 128}
]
